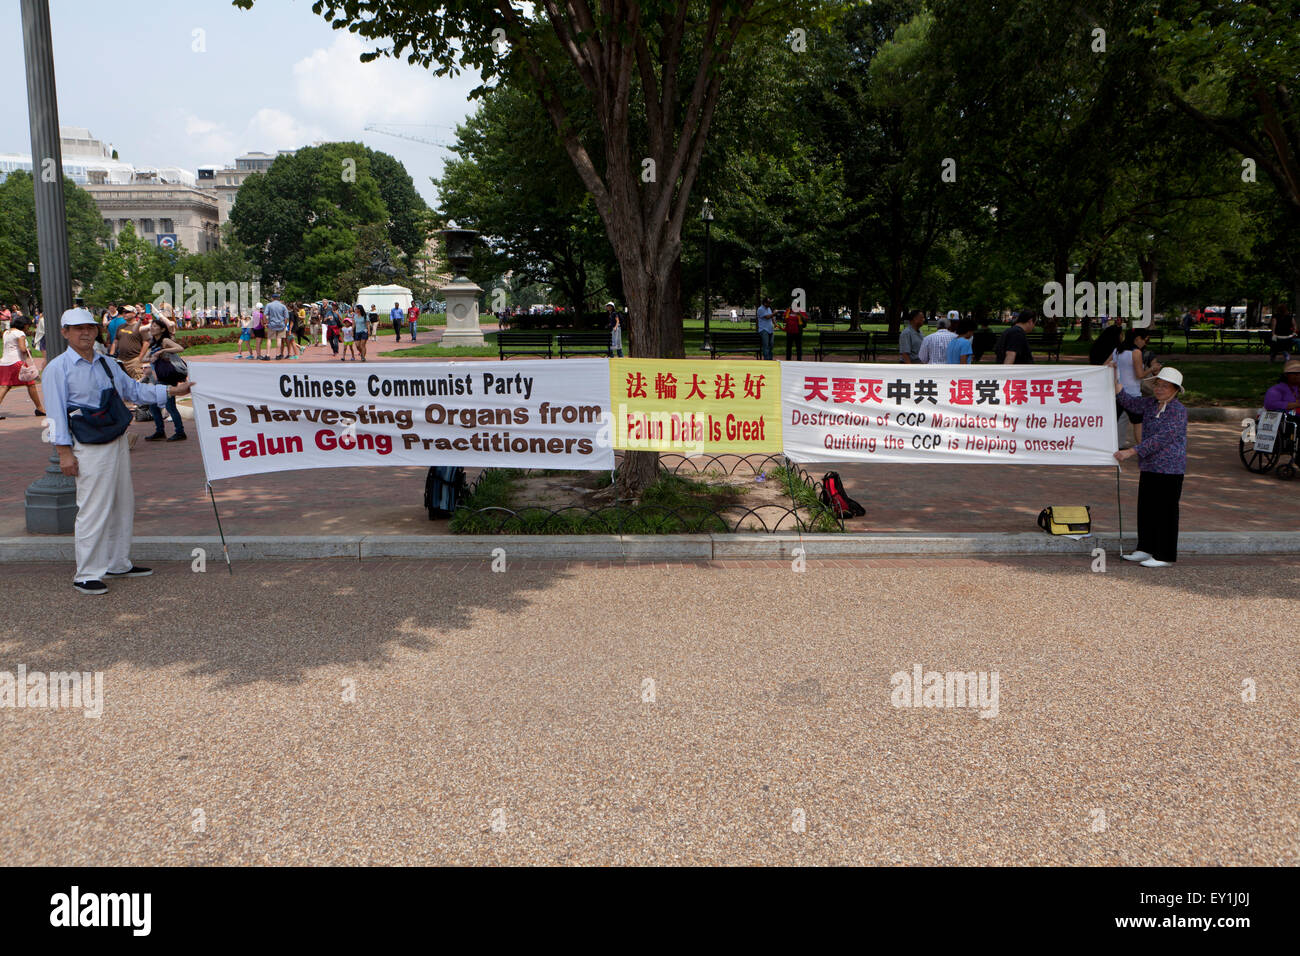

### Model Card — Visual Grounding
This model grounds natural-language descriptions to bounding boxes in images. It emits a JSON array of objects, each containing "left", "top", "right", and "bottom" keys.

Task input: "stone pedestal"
[
  {"left": 26, "top": 455, "right": 78, "bottom": 534},
  {"left": 439, "top": 277, "right": 485, "bottom": 348}
]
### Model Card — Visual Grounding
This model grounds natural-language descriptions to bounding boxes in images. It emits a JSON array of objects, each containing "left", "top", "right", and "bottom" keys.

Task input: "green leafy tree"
[
  {"left": 229, "top": 142, "right": 428, "bottom": 299},
  {"left": 438, "top": 83, "right": 613, "bottom": 312},
  {"left": 1141, "top": 0, "right": 1300, "bottom": 311},
  {"left": 235, "top": 0, "right": 837, "bottom": 495},
  {"left": 0, "top": 170, "right": 109, "bottom": 307},
  {"left": 86, "top": 222, "right": 182, "bottom": 308}
]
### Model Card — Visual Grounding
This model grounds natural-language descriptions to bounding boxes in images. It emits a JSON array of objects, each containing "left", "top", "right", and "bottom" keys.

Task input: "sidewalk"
[{"left": 2, "top": 330, "right": 1296, "bottom": 546}]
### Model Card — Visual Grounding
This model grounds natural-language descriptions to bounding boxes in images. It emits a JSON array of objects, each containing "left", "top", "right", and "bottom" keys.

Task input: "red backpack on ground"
[{"left": 820, "top": 471, "right": 865, "bottom": 518}]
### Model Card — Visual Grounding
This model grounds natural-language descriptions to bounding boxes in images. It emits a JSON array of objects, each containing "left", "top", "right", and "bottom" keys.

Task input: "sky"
[{"left": 2, "top": 0, "right": 485, "bottom": 206}]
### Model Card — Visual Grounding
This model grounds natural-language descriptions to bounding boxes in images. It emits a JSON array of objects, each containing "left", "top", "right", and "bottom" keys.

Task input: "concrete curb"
[{"left": 5, "top": 531, "right": 1299, "bottom": 562}]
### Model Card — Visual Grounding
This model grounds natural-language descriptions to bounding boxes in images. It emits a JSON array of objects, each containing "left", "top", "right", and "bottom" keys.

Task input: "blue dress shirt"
[{"left": 42, "top": 349, "right": 168, "bottom": 447}]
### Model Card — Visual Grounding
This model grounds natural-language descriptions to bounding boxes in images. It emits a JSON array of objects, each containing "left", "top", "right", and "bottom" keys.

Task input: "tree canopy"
[{"left": 228, "top": 141, "right": 430, "bottom": 301}]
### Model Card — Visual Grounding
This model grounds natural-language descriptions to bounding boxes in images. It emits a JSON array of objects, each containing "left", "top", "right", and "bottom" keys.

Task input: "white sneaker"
[
  {"left": 1122, "top": 550, "right": 1152, "bottom": 562},
  {"left": 1140, "top": 558, "right": 1173, "bottom": 568}
]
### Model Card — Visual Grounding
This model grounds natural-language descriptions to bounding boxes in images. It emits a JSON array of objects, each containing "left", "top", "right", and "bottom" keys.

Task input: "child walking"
[
  {"left": 236, "top": 315, "right": 253, "bottom": 359},
  {"left": 341, "top": 318, "right": 356, "bottom": 361}
]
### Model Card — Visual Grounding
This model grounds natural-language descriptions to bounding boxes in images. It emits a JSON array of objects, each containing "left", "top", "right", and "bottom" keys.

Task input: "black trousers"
[
  {"left": 1137, "top": 471, "right": 1184, "bottom": 562},
  {"left": 785, "top": 331, "right": 803, "bottom": 361}
]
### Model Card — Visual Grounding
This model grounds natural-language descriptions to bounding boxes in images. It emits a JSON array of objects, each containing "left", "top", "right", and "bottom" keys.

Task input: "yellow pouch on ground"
[{"left": 1036, "top": 506, "right": 1091, "bottom": 535}]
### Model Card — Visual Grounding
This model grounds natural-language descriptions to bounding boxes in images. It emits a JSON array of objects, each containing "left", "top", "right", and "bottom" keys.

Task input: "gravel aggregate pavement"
[{"left": 2, "top": 557, "right": 1296, "bottom": 866}]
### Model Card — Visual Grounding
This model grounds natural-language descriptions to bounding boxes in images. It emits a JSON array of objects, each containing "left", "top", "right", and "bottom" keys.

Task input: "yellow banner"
[{"left": 609, "top": 359, "right": 782, "bottom": 453}]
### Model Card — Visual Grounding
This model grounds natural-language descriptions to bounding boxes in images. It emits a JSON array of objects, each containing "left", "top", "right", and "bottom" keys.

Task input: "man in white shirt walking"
[{"left": 918, "top": 316, "right": 956, "bottom": 364}]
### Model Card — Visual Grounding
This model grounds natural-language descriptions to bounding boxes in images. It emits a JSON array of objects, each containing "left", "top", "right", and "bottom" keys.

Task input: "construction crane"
[{"left": 363, "top": 124, "right": 455, "bottom": 149}]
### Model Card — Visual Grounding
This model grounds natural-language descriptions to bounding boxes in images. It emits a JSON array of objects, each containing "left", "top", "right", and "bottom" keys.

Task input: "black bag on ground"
[
  {"left": 819, "top": 471, "right": 865, "bottom": 518},
  {"left": 425, "top": 466, "right": 466, "bottom": 519}
]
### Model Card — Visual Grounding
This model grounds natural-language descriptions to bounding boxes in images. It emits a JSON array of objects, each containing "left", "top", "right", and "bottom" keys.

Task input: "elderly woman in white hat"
[{"left": 1115, "top": 367, "right": 1188, "bottom": 567}]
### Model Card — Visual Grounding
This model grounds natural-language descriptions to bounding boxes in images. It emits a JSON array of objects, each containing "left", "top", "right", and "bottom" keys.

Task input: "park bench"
[
  {"left": 871, "top": 330, "right": 901, "bottom": 361},
  {"left": 814, "top": 331, "right": 872, "bottom": 362},
  {"left": 709, "top": 330, "right": 763, "bottom": 359},
  {"left": 497, "top": 330, "right": 554, "bottom": 360},
  {"left": 557, "top": 331, "right": 612, "bottom": 357},
  {"left": 1184, "top": 329, "right": 1217, "bottom": 353},
  {"left": 1026, "top": 330, "right": 1064, "bottom": 361}
]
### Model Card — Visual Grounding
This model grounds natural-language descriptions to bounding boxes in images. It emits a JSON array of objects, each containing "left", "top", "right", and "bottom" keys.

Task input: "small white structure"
[{"left": 355, "top": 284, "right": 413, "bottom": 315}]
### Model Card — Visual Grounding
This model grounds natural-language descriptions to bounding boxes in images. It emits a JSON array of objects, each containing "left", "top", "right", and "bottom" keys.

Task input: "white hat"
[
  {"left": 254, "top": 302, "right": 263, "bottom": 309},
  {"left": 606, "top": 301, "right": 616, "bottom": 308},
  {"left": 1148, "top": 367, "right": 1184, "bottom": 393},
  {"left": 60, "top": 307, "right": 97, "bottom": 327}
]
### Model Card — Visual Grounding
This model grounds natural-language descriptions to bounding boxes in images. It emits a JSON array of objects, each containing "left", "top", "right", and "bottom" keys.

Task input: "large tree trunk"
[
  {"left": 1138, "top": 252, "right": 1157, "bottom": 327},
  {"left": 612, "top": 242, "right": 684, "bottom": 499}
]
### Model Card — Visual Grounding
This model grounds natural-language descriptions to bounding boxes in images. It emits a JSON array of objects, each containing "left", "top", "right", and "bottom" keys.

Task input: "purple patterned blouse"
[{"left": 1117, "top": 392, "right": 1187, "bottom": 475}]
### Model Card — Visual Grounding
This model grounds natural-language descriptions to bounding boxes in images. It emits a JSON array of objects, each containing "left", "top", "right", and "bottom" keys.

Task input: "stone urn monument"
[{"left": 439, "top": 223, "right": 485, "bottom": 348}]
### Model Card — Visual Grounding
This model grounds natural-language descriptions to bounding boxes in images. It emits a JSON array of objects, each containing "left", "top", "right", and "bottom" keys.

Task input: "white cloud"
[
  {"left": 245, "top": 108, "right": 326, "bottom": 151},
  {"left": 180, "top": 114, "right": 238, "bottom": 161},
  {"left": 291, "top": 32, "right": 477, "bottom": 132}
]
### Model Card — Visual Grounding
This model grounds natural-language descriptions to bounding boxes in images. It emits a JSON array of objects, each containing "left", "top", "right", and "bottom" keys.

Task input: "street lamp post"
[
  {"left": 27, "top": 262, "right": 36, "bottom": 318},
  {"left": 21, "top": 0, "right": 77, "bottom": 534},
  {"left": 700, "top": 198, "right": 714, "bottom": 352}
]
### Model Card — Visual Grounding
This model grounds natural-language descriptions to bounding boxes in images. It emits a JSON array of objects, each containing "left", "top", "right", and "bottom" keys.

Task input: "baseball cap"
[{"left": 60, "top": 307, "right": 97, "bottom": 327}]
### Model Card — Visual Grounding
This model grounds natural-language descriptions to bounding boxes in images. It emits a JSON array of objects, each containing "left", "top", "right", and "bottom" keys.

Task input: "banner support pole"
[
  {"left": 1115, "top": 465, "right": 1124, "bottom": 559},
  {"left": 206, "top": 481, "right": 233, "bottom": 575}
]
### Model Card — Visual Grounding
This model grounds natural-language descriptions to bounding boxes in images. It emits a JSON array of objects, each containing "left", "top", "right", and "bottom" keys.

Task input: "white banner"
[
  {"left": 782, "top": 363, "right": 1117, "bottom": 465},
  {"left": 191, "top": 360, "right": 613, "bottom": 480}
]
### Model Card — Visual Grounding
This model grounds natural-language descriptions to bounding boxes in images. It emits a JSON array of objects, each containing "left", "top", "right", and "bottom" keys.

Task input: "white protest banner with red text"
[
  {"left": 191, "top": 360, "right": 613, "bottom": 480},
  {"left": 781, "top": 363, "right": 1117, "bottom": 466}
]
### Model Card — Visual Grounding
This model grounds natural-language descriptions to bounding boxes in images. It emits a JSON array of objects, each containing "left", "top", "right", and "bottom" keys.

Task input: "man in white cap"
[{"left": 42, "top": 306, "right": 195, "bottom": 595}]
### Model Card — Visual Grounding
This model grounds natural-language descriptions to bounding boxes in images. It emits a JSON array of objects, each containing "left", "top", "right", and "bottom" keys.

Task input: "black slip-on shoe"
[
  {"left": 167, "top": 433, "right": 187, "bottom": 442},
  {"left": 106, "top": 565, "right": 153, "bottom": 578},
  {"left": 74, "top": 580, "right": 108, "bottom": 595}
]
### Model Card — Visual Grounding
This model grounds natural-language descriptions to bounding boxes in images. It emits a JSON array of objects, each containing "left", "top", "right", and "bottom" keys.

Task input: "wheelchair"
[{"left": 1240, "top": 413, "right": 1299, "bottom": 479}]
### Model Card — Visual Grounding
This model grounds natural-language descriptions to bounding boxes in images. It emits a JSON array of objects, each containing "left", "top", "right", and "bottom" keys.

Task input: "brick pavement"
[{"left": 3, "top": 332, "right": 1296, "bottom": 539}]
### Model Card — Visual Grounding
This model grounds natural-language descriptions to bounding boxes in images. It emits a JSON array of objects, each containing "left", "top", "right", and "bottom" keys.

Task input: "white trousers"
[{"left": 71, "top": 433, "right": 135, "bottom": 581}]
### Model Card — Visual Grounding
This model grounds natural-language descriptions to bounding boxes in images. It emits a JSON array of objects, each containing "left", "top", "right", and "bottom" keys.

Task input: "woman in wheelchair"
[
  {"left": 1264, "top": 360, "right": 1300, "bottom": 417},
  {"left": 1264, "top": 360, "right": 1300, "bottom": 447}
]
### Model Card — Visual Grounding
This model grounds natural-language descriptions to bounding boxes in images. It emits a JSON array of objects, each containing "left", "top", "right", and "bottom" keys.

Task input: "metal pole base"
[{"left": 25, "top": 451, "right": 77, "bottom": 534}]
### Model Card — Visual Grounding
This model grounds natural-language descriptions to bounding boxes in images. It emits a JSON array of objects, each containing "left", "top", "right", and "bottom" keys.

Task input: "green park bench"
[
  {"left": 870, "top": 330, "right": 901, "bottom": 361},
  {"left": 557, "top": 331, "right": 612, "bottom": 357},
  {"left": 814, "top": 331, "right": 872, "bottom": 362},
  {"left": 497, "top": 330, "right": 554, "bottom": 359},
  {"left": 709, "top": 330, "right": 763, "bottom": 359},
  {"left": 1026, "top": 330, "right": 1064, "bottom": 361}
]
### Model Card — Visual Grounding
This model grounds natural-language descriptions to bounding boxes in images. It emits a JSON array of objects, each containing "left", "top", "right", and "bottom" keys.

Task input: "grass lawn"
[
  {"left": 29, "top": 318, "right": 1282, "bottom": 407},
  {"left": 1160, "top": 360, "right": 1286, "bottom": 407},
  {"left": 387, "top": 336, "right": 500, "bottom": 359}
]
